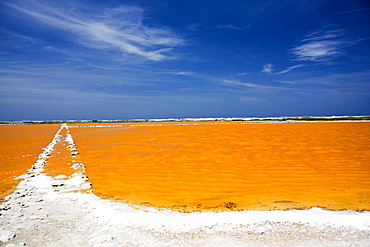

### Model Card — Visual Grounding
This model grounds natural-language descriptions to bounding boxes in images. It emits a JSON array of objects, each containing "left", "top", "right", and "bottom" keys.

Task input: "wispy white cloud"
[
  {"left": 170, "top": 71, "right": 195, "bottom": 76},
  {"left": 290, "top": 28, "right": 350, "bottom": 62},
  {"left": 223, "top": 79, "right": 264, "bottom": 89},
  {"left": 261, "top": 63, "right": 274, "bottom": 75},
  {"left": 4, "top": 1, "right": 183, "bottom": 61},
  {"left": 216, "top": 25, "right": 247, "bottom": 30},
  {"left": 277, "top": 80, "right": 297, "bottom": 84},
  {"left": 292, "top": 41, "right": 343, "bottom": 61},
  {"left": 154, "top": 70, "right": 197, "bottom": 78},
  {"left": 275, "top": 64, "right": 304, "bottom": 74},
  {"left": 187, "top": 23, "right": 248, "bottom": 32},
  {"left": 222, "top": 79, "right": 290, "bottom": 91}
]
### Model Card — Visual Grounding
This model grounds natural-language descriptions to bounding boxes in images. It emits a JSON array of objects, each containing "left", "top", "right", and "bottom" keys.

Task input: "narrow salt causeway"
[{"left": 1, "top": 123, "right": 370, "bottom": 246}]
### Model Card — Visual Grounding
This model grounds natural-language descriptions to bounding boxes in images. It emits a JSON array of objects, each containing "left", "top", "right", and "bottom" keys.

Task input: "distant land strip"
[{"left": 1, "top": 116, "right": 370, "bottom": 125}]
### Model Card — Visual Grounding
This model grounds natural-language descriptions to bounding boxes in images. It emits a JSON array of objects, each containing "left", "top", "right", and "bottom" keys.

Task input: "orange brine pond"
[
  {"left": 0, "top": 124, "right": 60, "bottom": 198},
  {"left": 69, "top": 122, "right": 370, "bottom": 212}
]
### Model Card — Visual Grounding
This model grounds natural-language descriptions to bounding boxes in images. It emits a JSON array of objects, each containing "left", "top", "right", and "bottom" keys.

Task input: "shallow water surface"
[
  {"left": 0, "top": 124, "right": 60, "bottom": 198},
  {"left": 69, "top": 122, "right": 370, "bottom": 212}
]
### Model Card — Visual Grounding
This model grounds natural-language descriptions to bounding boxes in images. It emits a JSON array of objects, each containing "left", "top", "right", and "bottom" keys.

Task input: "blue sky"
[{"left": 1, "top": 0, "right": 369, "bottom": 120}]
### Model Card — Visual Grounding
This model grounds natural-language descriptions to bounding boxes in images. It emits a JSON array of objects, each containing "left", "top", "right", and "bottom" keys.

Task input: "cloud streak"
[
  {"left": 261, "top": 64, "right": 274, "bottom": 75},
  {"left": 290, "top": 28, "right": 350, "bottom": 62},
  {"left": 167, "top": 71, "right": 195, "bottom": 76},
  {"left": 276, "top": 64, "right": 304, "bottom": 74},
  {"left": 222, "top": 79, "right": 290, "bottom": 91},
  {"left": 4, "top": 1, "right": 182, "bottom": 61},
  {"left": 216, "top": 25, "right": 247, "bottom": 30}
]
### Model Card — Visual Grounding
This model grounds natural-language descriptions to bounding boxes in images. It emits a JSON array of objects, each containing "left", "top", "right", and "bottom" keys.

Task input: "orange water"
[
  {"left": 70, "top": 122, "right": 370, "bottom": 212},
  {"left": 0, "top": 124, "right": 60, "bottom": 198}
]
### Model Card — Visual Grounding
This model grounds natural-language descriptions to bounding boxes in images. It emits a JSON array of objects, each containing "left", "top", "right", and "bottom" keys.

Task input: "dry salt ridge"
[{"left": 1, "top": 124, "right": 369, "bottom": 247}]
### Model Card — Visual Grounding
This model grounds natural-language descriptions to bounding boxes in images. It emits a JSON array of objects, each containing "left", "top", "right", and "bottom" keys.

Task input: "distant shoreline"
[{"left": 1, "top": 115, "right": 370, "bottom": 125}]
